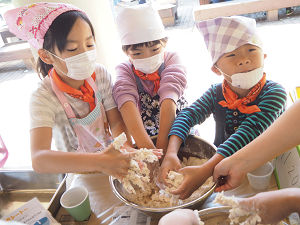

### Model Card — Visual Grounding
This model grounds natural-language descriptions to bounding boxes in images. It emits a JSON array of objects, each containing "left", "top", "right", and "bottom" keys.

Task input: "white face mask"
[
  {"left": 131, "top": 51, "right": 164, "bottom": 74},
  {"left": 218, "top": 66, "right": 264, "bottom": 89},
  {"left": 48, "top": 49, "right": 97, "bottom": 80}
]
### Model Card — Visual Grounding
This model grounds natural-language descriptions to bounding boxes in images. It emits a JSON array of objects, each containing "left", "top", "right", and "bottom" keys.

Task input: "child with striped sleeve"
[{"left": 159, "top": 16, "right": 287, "bottom": 199}]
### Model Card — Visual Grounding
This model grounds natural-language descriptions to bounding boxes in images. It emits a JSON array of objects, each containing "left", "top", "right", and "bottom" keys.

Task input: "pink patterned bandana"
[
  {"left": 196, "top": 16, "right": 263, "bottom": 65},
  {"left": 4, "top": 2, "right": 82, "bottom": 49}
]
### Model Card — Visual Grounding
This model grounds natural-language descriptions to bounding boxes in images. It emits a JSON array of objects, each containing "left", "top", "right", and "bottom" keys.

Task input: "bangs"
[{"left": 122, "top": 37, "right": 168, "bottom": 52}]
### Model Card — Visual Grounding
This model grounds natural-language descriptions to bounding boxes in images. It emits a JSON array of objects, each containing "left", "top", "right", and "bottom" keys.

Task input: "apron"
[
  {"left": 51, "top": 71, "right": 119, "bottom": 221},
  {"left": 50, "top": 69, "right": 112, "bottom": 153},
  {"left": 134, "top": 64, "right": 188, "bottom": 136},
  {"left": 0, "top": 135, "right": 8, "bottom": 168},
  {"left": 213, "top": 83, "right": 229, "bottom": 147},
  {"left": 213, "top": 83, "right": 260, "bottom": 147}
]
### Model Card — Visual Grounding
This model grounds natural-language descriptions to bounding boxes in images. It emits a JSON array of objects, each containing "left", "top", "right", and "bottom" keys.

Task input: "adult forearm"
[
  {"left": 231, "top": 101, "right": 300, "bottom": 172},
  {"left": 289, "top": 188, "right": 300, "bottom": 214}
]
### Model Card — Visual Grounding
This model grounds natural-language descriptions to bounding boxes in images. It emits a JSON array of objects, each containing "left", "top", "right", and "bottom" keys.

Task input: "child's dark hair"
[
  {"left": 122, "top": 37, "right": 168, "bottom": 53},
  {"left": 37, "top": 10, "right": 95, "bottom": 78}
]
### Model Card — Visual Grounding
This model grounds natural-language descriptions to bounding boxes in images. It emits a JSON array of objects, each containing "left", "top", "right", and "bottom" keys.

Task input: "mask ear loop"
[
  {"left": 46, "top": 50, "right": 68, "bottom": 76},
  {"left": 46, "top": 50, "right": 65, "bottom": 62},
  {"left": 214, "top": 65, "right": 233, "bottom": 84},
  {"left": 0, "top": 135, "right": 8, "bottom": 168}
]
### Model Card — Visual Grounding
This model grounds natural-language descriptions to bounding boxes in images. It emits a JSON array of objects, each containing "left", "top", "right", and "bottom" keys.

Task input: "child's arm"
[
  {"left": 156, "top": 52, "right": 187, "bottom": 151},
  {"left": 158, "top": 135, "right": 183, "bottom": 185},
  {"left": 113, "top": 63, "right": 156, "bottom": 149},
  {"left": 159, "top": 86, "right": 217, "bottom": 184},
  {"left": 214, "top": 99, "right": 300, "bottom": 191},
  {"left": 156, "top": 99, "right": 177, "bottom": 152},
  {"left": 30, "top": 127, "right": 133, "bottom": 178},
  {"left": 106, "top": 107, "right": 132, "bottom": 147},
  {"left": 120, "top": 101, "right": 156, "bottom": 149},
  {"left": 238, "top": 188, "right": 300, "bottom": 224}
]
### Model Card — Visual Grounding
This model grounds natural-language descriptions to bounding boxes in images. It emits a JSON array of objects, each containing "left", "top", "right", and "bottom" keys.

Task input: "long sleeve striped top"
[{"left": 169, "top": 80, "right": 287, "bottom": 157}]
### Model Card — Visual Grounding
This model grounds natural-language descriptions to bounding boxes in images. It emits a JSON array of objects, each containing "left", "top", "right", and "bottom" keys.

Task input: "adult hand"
[
  {"left": 238, "top": 188, "right": 300, "bottom": 224},
  {"left": 99, "top": 144, "right": 134, "bottom": 179},
  {"left": 171, "top": 165, "right": 212, "bottom": 199},
  {"left": 213, "top": 157, "right": 247, "bottom": 192},
  {"left": 158, "top": 152, "right": 181, "bottom": 185}
]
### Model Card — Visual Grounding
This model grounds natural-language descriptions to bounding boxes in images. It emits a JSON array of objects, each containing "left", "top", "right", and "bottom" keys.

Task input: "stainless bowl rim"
[
  {"left": 197, "top": 206, "right": 231, "bottom": 216},
  {"left": 109, "top": 135, "right": 218, "bottom": 212},
  {"left": 197, "top": 206, "right": 289, "bottom": 225},
  {"left": 152, "top": 135, "right": 217, "bottom": 152}
]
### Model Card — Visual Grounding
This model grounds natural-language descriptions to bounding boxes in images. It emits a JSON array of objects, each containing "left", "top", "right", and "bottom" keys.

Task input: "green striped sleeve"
[
  {"left": 217, "top": 81, "right": 287, "bottom": 157},
  {"left": 169, "top": 85, "right": 217, "bottom": 142}
]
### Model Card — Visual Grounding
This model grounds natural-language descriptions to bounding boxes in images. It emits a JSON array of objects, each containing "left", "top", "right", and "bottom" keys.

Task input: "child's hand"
[
  {"left": 158, "top": 152, "right": 181, "bottom": 185},
  {"left": 121, "top": 147, "right": 163, "bottom": 159},
  {"left": 98, "top": 144, "right": 134, "bottom": 179},
  {"left": 238, "top": 189, "right": 300, "bottom": 224},
  {"left": 151, "top": 148, "right": 163, "bottom": 159},
  {"left": 120, "top": 146, "right": 136, "bottom": 153},
  {"left": 213, "top": 157, "right": 247, "bottom": 192},
  {"left": 170, "top": 165, "right": 211, "bottom": 200},
  {"left": 119, "top": 147, "right": 163, "bottom": 171}
]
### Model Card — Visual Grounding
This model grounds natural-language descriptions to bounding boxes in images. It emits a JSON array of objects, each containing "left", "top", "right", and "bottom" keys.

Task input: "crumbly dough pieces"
[
  {"left": 112, "top": 133, "right": 213, "bottom": 207},
  {"left": 113, "top": 133, "right": 159, "bottom": 194},
  {"left": 214, "top": 192, "right": 262, "bottom": 225}
]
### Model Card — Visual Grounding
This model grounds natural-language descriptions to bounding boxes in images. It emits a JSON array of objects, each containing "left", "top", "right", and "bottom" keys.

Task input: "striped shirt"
[{"left": 169, "top": 80, "right": 287, "bottom": 157}]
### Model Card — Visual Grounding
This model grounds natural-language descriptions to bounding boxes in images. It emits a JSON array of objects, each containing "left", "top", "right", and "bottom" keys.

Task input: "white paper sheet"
[
  {"left": 110, "top": 206, "right": 151, "bottom": 225},
  {"left": 2, "top": 198, "right": 60, "bottom": 225}
]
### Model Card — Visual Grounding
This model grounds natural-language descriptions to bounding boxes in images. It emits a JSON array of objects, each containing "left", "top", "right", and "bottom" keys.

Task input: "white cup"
[{"left": 247, "top": 162, "right": 274, "bottom": 191}]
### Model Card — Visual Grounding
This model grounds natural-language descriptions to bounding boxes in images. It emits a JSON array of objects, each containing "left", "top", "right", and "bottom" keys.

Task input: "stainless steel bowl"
[
  {"left": 197, "top": 206, "right": 289, "bottom": 225},
  {"left": 197, "top": 206, "right": 231, "bottom": 224},
  {"left": 109, "top": 135, "right": 217, "bottom": 219}
]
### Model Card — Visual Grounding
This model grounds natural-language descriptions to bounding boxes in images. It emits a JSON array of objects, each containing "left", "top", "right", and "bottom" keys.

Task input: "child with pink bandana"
[{"left": 4, "top": 3, "right": 162, "bottom": 177}]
